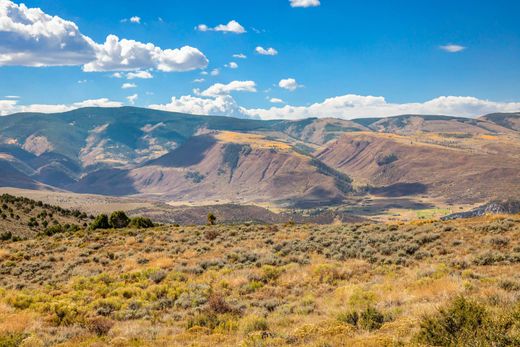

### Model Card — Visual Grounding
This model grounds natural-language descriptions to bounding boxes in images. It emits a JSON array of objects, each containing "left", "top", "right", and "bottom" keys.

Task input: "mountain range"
[{"left": 0, "top": 107, "right": 519, "bottom": 210}]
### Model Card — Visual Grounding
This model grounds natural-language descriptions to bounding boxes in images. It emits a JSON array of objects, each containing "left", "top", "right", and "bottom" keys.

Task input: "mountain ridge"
[{"left": 1, "top": 107, "right": 519, "bottom": 209}]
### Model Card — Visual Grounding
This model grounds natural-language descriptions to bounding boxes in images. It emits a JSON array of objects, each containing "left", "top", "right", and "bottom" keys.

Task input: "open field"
[{"left": 1, "top": 212, "right": 519, "bottom": 346}]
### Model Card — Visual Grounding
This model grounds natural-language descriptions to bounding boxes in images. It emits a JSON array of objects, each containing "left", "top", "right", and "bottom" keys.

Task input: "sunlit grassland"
[{"left": 0, "top": 215, "right": 519, "bottom": 346}]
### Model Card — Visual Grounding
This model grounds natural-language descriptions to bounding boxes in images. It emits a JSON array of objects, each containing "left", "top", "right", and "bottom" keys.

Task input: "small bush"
[
  {"left": 207, "top": 213, "right": 217, "bottom": 225},
  {"left": 128, "top": 216, "right": 154, "bottom": 228},
  {"left": 338, "top": 306, "right": 385, "bottom": 331},
  {"left": 86, "top": 316, "right": 115, "bottom": 336},
  {"left": 43, "top": 224, "right": 64, "bottom": 236},
  {"left": 0, "top": 231, "right": 12, "bottom": 241},
  {"left": 208, "top": 293, "right": 233, "bottom": 314},
  {"left": 204, "top": 228, "right": 219, "bottom": 240},
  {"left": 416, "top": 296, "right": 518, "bottom": 346},
  {"left": 89, "top": 214, "right": 110, "bottom": 230},
  {"left": 241, "top": 315, "right": 268, "bottom": 335},
  {"left": 109, "top": 211, "right": 130, "bottom": 229},
  {"left": 0, "top": 333, "right": 27, "bottom": 347}
]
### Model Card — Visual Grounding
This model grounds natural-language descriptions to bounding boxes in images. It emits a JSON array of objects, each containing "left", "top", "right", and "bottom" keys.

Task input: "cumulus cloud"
[
  {"left": 198, "top": 80, "right": 257, "bottom": 97},
  {"left": 121, "top": 16, "right": 141, "bottom": 24},
  {"left": 122, "top": 83, "right": 137, "bottom": 89},
  {"left": 439, "top": 44, "right": 466, "bottom": 53},
  {"left": 148, "top": 93, "right": 520, "bottom": 120},
  {"left": 270, "top": 98, "right": 284, "bottom": 104},
  {"left": 112, "top": 70, "right": 153, "bottom": 79},
  {"left": 226, "top": 61, "right": 238, "bottom": 69},
  {"left": 126, "top": 70, "right": 153, "bottom": 79},
  {"left": 149, "top": 95, "right": 251, "bottom": 118},
  {"left": 0, "top": 98, "right": 123, "bottom": 115},
  {"left": 210, "top": 68, "right": 220, "bottom": 76},
  {"left": 83, "top": 35, "right": 208, "bottom": 72},
  {"left": 126, "top": 94, "right": 138, "bottom": 105},
  {"left": 197, "top": 20, "right": 246, "bottom": 34},
  {"left": 279, "top": 78, "right": 303, "bottom": 91},
  {"left": 255, "top": 46, "right": 278, "bottom": 56},
  {"left": 0, "top": 0, "right": 96, "bottom": 66},
  {"left": 245, "top": 94, "right": 520, "bottom": 120},
  {"left": 0, "top": 1, "right": 208, "bottom": 72},
  {"left": 290, "top": 0, "right": 320, "bottom": 8},
  {"left": 233, "top": 53, "right": 246, "bottom": 59}
]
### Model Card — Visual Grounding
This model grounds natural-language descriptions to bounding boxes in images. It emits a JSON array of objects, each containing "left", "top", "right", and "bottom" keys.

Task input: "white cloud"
[
  {"left": 74, "top": 98, "right": 123, "bottom": 108},
  {"left": 0, "top": 99, "right": 18, "bottom": 115},
  {"left": 126, "top": 94, "right": 138, "bottom": 105},
  {"left": 0, "top": 1, "right": 96, "bottom": 66},
  {"left": 149, "top": 93, "right": 520, "bottom": 120},
  {"left": 245, "top": 94, "right": 520, "bottom": 120},
  {"left": 279, "top": 78, "right": 303, "bottom": 91},
  {"left": 112, "top": 71, "right": 153, "bottom": 79},
  {"left": 0, "top": 98, "right": 123, "bottom": 115},
  {"left": 130, "top": 16, "right": 141, "bottom": 24},
  {"left": 196, "top": 20, "right": 246, "bottom": 34},
  {"left": 196, "top": 24, "right": 209, "bottom": 32},
  {"left": 0, "top": 1, "right": 208, "bottom": 72},
  {"left": 270, "top": 98, "right": 284, "bottom": 104},
  {"left": 149, "top": 95, "right": 251, "bottom": 118},
  {"left": 233, "top": 53, "right": 246, "bottom": 59},
  {"left": 126, "top": 70, "right": 153, "bottom": 79},
  {"left": 198, "top": 80, "right": 257, "bottom": 97},
  {"left": 4, "top": 95, "right": 19, "bottom": 99},
  {"left": 210, "top": 68, "right": 220, "bottom": 76},
  {"left": 256, "top": 46, "right": 278, "bottom": 56},
  {"left": 440, "top": 44, "right": 466, "bottom": 53},
  {"left": 290, "top": 0, "right": 320, "bottom": 8},
  {"left": 193, "top": 78, "right": 205, "bottom": 83},
  {"left": 122, "top": 83, "right": 137, "bottom": 89},
  {"left": 83, "top": 35, "right": 208, "bottom": 72},
  {"left": 77, "top": 79, "right": 87, "bottom": 84},
  {"left": 226, "top": 61, "right": 238, "bottom": 69}
]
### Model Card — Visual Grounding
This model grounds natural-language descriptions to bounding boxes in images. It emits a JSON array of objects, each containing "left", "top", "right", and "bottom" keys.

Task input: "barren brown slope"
[
  {"left": 354, "top": 114, "right": 516, "bottom": 135},
  {"left": 316, "top": 132, "right": 520, "bottom": 204},
  {"left": 275, "top": 117, "right": 370, "bottom": 144},
  {"left": 479, "top": 112, "right": 520, "bottom": 131},
  {"left": 70, "top": 133, "right": 352, "bottom": 207}
]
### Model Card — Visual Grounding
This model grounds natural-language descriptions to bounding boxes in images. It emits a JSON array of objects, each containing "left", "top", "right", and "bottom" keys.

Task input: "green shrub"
[
  {"left": 416, "top": 296, "right": 519, "bottom": 346},
  {"left": 241, "top": 315, "right": 268, "bottom": 335},
  {"left": 43, "top": 224, "right": 64, "bottom": 236},
  {"left": 0, "top": 333, "right": 27, "bottom": 347},
  {"left": 109, "top": 211, "right": 130, "bottom": 229},
  {"left": 89, "top": 214, "right": 110, "bottom": 230},
  {"left": 128, "top": 216, "right": 154, "bottom": 229},
  {"left": 338, "top": 306, "right": 385, "bottom": 331},
  {"left": 0, "top": 231, "right": 12, "bottom": 241},
  {"left": 207, "top": 213, "right": 217, "bottom": 225}
]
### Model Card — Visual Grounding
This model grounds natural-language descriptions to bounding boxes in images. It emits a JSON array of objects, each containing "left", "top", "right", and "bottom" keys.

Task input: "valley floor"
[{"left": 1, "top": 215, "right": 520, "bottom": 346}]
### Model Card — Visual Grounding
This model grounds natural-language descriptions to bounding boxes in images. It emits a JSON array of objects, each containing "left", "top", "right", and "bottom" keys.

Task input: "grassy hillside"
[
  {"left": 1, "top": 207, "right": 519, "bottom": 346},
  {"left": 0, "top": 193, "right": 93, "bottom": 239}
]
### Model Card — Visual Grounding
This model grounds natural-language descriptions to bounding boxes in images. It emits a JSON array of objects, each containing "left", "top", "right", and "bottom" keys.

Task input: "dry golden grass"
[
  {"left": 215, "top": 131, "right": 292, "bottom": 150},
  {"left": 0, "top": 214, "right": 519, "bottom": 345}
]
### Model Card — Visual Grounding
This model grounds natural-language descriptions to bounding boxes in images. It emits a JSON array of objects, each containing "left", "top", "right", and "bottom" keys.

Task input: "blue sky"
[{"left": 1, "top": 0, "right": 519, "bottom": 119}]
